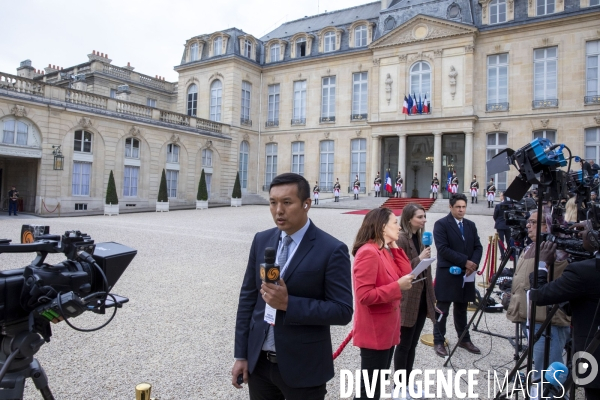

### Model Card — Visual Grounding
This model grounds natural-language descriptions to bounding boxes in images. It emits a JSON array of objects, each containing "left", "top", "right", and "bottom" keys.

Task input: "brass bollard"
[{"left": 135, "top": 383, "right": 156, "bottom": 400}]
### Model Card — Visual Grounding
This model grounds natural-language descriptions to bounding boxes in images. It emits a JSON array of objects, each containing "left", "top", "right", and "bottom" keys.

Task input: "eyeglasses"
[{"left": 526, "top": 219, "right": 547, "bottom": 226}]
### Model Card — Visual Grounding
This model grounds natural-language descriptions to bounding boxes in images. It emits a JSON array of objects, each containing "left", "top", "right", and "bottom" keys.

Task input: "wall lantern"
[{"left": 52, "top": 145, "right": 64, "bottom": 170}]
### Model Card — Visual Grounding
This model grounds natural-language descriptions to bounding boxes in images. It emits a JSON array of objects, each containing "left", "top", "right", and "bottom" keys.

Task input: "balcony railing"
[
  {"left": 532, "top": 99, "right": 558, "bottom": 108},
  {"left": 66, "top": 89, "right": 108, "bottom": 109},
  {"left": 265, "top": 119, "right": 279, "bottom": 128},
  {"left": 585, "top": 95, "right": 600, "bottom": 105},
  {"left": 103, "top": 64, "right": 131, "bottom": 80},
  {"left": 291, "top": 118, "right": 306, "bottom": 125},
  {"left": 240, "top": 117, "right": 252, "bottom": 126},
  {"left": 0, "top": 72, "right": 45, "bottom": 96},
  {"left": 116, "top": 100, "right": 152, "bottom": 118},
  {"left": 486, "top": 102, "right": 509, "bottom": 112},
  {"left": 351, "top": 113, "right": 368, "bottom": 121},
  {"left": 320, "top": 116, "right": 335, "bottom": 123},
  {"left": 316, "top": 186, "right": 334, "bottom": 193}
]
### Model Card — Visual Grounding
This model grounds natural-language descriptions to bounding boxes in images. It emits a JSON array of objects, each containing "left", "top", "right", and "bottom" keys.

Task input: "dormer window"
[
  {"left": 190, "top": 43, "right": 199, "bottom": 61},
  {"left": 296, "top": 38, "right": 307, "bottom": 57},
  {"left": 324, "top": 32, "right": 335, "bottom": 53},
  {"left": 244, "top": 40, "right": 252, "bottom": 58},
  {"left": 349, "top": 21, "right": 373, "bottom": 48},
  {"left": 355, "top": 26, "right": 367, "bottom": 47},
  {"left": 214, "top": 37, "right": 223, "bottom": 56},
  {"left": 271, "top": 44, "right": 280, "bottom": 62}
]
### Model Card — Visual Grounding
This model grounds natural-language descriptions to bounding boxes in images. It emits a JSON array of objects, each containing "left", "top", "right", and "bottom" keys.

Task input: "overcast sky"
[{"left": 1, "top": 0, "right": 371, "bottom": 82}]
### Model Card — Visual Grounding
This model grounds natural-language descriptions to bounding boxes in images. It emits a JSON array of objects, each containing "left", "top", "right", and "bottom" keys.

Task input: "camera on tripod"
[{"left": 0, "top": 225, "right": 136, "bottom": 399}]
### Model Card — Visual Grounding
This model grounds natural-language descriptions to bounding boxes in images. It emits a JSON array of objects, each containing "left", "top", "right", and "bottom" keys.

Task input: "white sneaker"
[{"left": 410, "top": 383, "right": 423, "bottom": 399}]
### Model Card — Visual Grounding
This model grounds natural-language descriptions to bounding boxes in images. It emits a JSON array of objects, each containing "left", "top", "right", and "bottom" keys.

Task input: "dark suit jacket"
[
  {"left": 433, "top": 213, "right": 483, "bottom": 303},
  {"left": 234, "top": 220, "right": 353, "bottom": 388},
  {"left": 493, "top": 201, "right": 511, "bottom": 230},
  {"left": 535, "top": 258, "right": 600, "bottom": 388}
]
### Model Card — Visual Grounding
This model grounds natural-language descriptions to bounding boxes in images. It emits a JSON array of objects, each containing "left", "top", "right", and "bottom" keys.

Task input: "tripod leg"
[{"left": 29, "top": 359, "right": 55, "bottom": 400}]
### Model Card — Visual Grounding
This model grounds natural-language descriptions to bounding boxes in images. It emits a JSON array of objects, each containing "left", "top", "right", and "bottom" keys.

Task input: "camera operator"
[
  {"left": 506, "top": 210, "right": 571, "bottom": 392},
  {"left": 531, "top": 223, "right": 600, "bottom": 400},
  {"left": 493, "top": 192, "right": 512, "bottom": 251}
]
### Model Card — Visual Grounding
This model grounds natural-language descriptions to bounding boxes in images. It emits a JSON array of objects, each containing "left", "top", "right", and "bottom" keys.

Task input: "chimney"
[
  {"left": 17, "top": 59, "right": 35, "bottom": 79},
  {"left": 381, "top": 0, "right": 392, "bottom": 9}
]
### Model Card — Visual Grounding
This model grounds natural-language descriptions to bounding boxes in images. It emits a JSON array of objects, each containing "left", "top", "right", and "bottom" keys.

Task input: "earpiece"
[{"left": 304, "top": 204, "right": 308, "bottom": 209}]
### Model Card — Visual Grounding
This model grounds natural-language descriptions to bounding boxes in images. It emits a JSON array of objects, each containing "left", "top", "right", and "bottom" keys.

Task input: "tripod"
[
  {"left": 443, "top": 245, "right": 522, "bottom": 367},
  {"left": 0, "top": 330, "right": 55, "bottom": 400}
]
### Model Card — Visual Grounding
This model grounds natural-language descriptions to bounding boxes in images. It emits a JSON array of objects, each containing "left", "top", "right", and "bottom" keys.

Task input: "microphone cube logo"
[{"left": 573, "top": 352, "right": 599, "bottom": 386}]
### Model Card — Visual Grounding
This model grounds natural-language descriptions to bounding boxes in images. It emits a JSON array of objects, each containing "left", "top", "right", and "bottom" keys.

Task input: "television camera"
[{"left": 0, "top": 225, "right": 136, "bottom": 400}]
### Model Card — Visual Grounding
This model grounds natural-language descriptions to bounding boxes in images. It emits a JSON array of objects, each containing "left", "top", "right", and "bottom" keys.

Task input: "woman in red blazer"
[{"left": 352, "top": 207, "right": 414, "bottom": 399}]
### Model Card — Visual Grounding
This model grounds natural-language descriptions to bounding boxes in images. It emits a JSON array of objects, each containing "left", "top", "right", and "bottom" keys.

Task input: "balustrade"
[
  {"left": 116, "top": 101, "right": 152, "bottom": 118},
  {"left": 103, "top": 64, "right": 131, "bottom": 79},
  {"left": 66, "top": 89, "right": 108, "bottom": 109},
  {"left": 0, "top": 73, "right": 45, "bottom": 96}
]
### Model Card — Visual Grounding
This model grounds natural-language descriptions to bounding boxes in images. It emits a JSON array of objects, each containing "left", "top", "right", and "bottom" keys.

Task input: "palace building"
[{"left": 1, "top": 0, "right": 599, "bottom": 214}]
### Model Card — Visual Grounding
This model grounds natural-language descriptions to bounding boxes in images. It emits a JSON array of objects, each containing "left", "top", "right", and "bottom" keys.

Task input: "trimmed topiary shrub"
[
  {"left": 232, "top": 171, "right": 242, "bottom": 199},
  {"left": 197, "top": 169, "right": 208, "bottom": 201},
  {"left": 105, "top": 170, "right": 118, "bottom": 205},
  {"left": 158, "top": 169, "right": 169, "bottom": 202}
]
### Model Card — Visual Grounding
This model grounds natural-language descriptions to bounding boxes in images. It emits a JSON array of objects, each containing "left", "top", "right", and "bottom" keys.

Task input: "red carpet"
[{"left": 343, "top": 198, "right": 436, "bottom": 216}]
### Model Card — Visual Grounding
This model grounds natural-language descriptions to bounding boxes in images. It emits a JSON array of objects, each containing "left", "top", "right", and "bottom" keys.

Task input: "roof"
[{"left": 260, "top": 2, "right": 382, "bottom": 41}]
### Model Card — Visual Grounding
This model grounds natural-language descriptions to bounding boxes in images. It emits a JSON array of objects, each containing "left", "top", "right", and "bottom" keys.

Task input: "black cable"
[
  {"left": 56, "top": 292, "right": 118, "bottom": 332},
  {"left": 0, "top": 348, "right": 19, "bottom": 384}
]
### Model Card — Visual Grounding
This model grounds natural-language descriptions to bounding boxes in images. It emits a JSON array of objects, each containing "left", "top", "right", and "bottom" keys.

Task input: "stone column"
[
  {"left": 398, "top": 133, "right": 407, "bottom": 197},
  {"left": 464, "top": 45, "right": 475, "bottom": 115},
  {"left": 464, "top": 131, "right": 474, "bottom": 195},
  {"left": 370, "top": 136, "right": 380, "bottom": 197},
  {"left": 433, "top": 50, "right": 443, "bottom": 114},
  {"left": 433, "top": 132, "right": 442, "bottom": 184}
]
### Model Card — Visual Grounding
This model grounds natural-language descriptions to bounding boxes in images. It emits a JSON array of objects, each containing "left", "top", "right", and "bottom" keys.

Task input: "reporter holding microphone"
[
  {"left": 352, "top": 207, "right": 414, "bottom": 399},
  {"left": 394, "top": 204, "right": 437, "bottom": 388}
]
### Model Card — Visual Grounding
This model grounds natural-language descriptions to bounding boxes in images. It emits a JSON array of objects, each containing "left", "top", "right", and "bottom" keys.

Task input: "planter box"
[
  {"left": 196, "top": 200, "right": 208, "bottom": 210},
  {"left": 104, "top": 203, "right": 119, "bottom": 216},
  {"left": 156, "top": 201, "right": 169, "bottom": 212},
  {"left": 231, "top": 198, "right": 242, "bottom": 207}
]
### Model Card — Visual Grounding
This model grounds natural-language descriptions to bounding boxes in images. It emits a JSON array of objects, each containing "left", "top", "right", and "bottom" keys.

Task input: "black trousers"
[
  {"left": 355, "top": 347, "right": 394, "bottom": 400},
  {"left": 248, "top": 351, "right": 327, "bottom": 400},
  {"left": 394, "top": 288, "right": 428, "bottom": 375},
  {"left": 585, "top": 387, "right": 600, "bottom": 400},
  {"left": 433, "top": 301, "right": 471, "bottom": 345},
  {"left": 496, "top": 229, "right": 512, "bottom": 249}
]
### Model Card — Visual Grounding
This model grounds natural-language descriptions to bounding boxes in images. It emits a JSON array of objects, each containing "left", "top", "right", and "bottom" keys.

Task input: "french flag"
[
  {"left": 423, "top": 94, "right": 429, "bottom": 113},
  {"left": 411, "top": 93, "right": 418, "bottom": 114},
  {"left": 385, "top": 171, "right": 393, "bottom": 193},
  {"left": 418, "top": 94, "right": 423, "bottom": 114},
  {"left": 407, "top": 95, "right": 413, "bottom": 115},
  {"left": 402, "top": 96, "right": 409, "bottom": 115}
]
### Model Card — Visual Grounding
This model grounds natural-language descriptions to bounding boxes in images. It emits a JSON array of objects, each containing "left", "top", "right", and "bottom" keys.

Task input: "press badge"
[{"left": 264, "top": 304, "right": 276, "bottom": 325}]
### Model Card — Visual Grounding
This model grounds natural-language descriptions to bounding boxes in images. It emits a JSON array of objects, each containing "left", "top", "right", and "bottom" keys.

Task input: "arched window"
[
  {"left": 320, "top": 140, "right": 334, "bottom": 189},
  {"left": 202, "top": 148, "right": 213, "bottom": 167},
  {"left": 355, "top": 26, "right": 367, "bottom": 47},
  {"left": 187, "top": 84, "right": 198, "bottom": 116},
  {"left": 296, "top": 38, "right": 307, "bottom": 57},
  {"left": 533, "top": 129, "right": 556, "bottom": 143},
  {"left": 244, "top": 39, "right": 252, "bottom": 58},
  {"left": 210, "top": 80, "right": 222, "bottom": 122},
  {"left": 410, "top": 62, "right": 431, "bottom": 99},
  {"left": 270, "top": 44, "right": 280, "bottom": 62},
  {"left": 239, "top": 141, "right": 249, "bottom": 189},
  {"left": 2, "top": 119, "right": 28, "bottom": 145},
  {"left": 125, "top": 138, "right": 140, "bottom": 159},
  {"left": 489, "top": 0, "right": 507, "bottom": 24},
  {"left": 324, "top": 32, "right": 335, "bottom": 53},
  {"left": 214, "top": 37, "right": 223, "bottom": 56},
  {"left": 74, "top": 130, "right": 93, "bottom": 153},
  {"left": 351, "top": 138, "right": 366, "bottom": 193},
  {"left": 190, "top": 42, "right": 199, "bottom": 61},
  {"left": 291, "top": 141, "right": 304, "bottom": 175},
  {"left": 265, "top": 143, "right": 278, "bottom": 187},
  {"left": 167, "top": 143, "right": 180, "bottom": 163}
]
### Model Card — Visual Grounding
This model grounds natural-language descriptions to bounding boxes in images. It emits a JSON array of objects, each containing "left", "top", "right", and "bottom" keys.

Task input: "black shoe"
[
  {"left": 434, "top": 344, "right": 448, "bottom": 357},
  {"left": 458, "top": 341, "right": 481, "bottom": 354}
]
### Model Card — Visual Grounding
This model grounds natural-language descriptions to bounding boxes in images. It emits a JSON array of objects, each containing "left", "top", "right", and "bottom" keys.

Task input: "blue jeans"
[
  {"left": 8, "top": 201, "right": 17, "bottom": 215},
  {"left": 532, "top": 323, "right": 570, "bottom": 381}
]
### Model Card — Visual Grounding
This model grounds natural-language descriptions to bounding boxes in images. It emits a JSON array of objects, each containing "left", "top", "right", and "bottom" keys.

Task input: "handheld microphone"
[
  {"left": 422, "top": 232, "right": 433, "bottom": 248},
  {"left": 543, "top": 362, "right": 568, "bottom": 397},
  {"left": 260, "top": 247, "right": 280, "bottom": 284},
  {"left": 449, "top": 266, "right": 462, "bottom": 275}
]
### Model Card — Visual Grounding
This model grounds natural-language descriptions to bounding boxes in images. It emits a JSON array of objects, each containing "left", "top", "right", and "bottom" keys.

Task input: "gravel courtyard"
[{"left": 0, "top": 205, "right": 583, "bottom": 399}]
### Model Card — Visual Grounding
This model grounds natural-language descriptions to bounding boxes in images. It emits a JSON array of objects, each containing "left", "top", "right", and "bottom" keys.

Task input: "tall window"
[
  {"left": 110, "top": 89, "right": 116, "bottom": 99},
  {"left": 537, "top": 0, "right": 555, "bottom": 15},
  {"left": 214, "top": 37, "right": 223, "bottom": 56},
  {"left": 187, "top": 84, "right": 198, "bottom": 116},
  {"left": 267, "top": 84, "right": 280, "bottom": 125},
  {"left": 239, "top": 141, "right": 249, "bottom": 189},
  {"left": 210, "top": 80, "right": 222, "bottom": 122},
  {"left": 265, "top": 143, "right": 278, "bottom": 187},
  {"left": 72, "top": 162, "right": 91, "bottom": 196},
  {"left": 296, "top": 38, "right": 307, "bottom": 57},
  {"left": 74, "top": 130, "right": 92, "bottom": 153},
  {"left": 352, "top": 72, "right": 368, "bottom": 118},
  {"left": 166, "top": 170, "right": 178, "bottom": 198},
  {"left": 487, "top": 133, "right": 508, "bottom": 191},
  {"left": 324, "top": 32, "right": 335, "bottom": 53},
  {"left": 319, "top": 141, "right": 334, "bottom": 189},
  {"left": 489, "top": 0, "right": 507, "bottom": 23},
  {"left": 147, "top": 98, "right": 157, "bottom": 108},
  {"left": 410, "top": 62, "right": 431, "bottom": 98},
  {"left": 534, "top": 47, "right": 558, "bottom": 105},
  {"left": 123, "top": 166, "right": 139, "bottom": 197},
  {"left": 585, "top": 128, "right": 600, "bottom": 164},
  {"left": 355, "top": 26, "right": 367, "bottom": 47},
  {"left": 270, "top": 44, "right": 280, "bottom": 62},
  {"left": 321, "top": 76, "right": 336, "bottom": 121},
  {"left": 190, "top": 43, "right": 199, "bottom": 61},
  {"left": 487, "top": 54, "right": 509, "bottom": 109},
  {"left": 587, "top": 41, "right": 600, "bottom": 102},
  {"left": 533, "top": 130, "right": 557, "bottom": 143},
  {"left": 351, "top": 138, "right": 367, "bottom": 193},
  {"left": 293, "top": 80, "right": 307, "bottom": 124},
  {"left": 244, "top": 40, "right": 252, "bottom": 58},
  {"left": 202, "top": 148, "right": 213, "bottom": 167},
  {"left": 291, "top": 141, "right": 304, "bottom": 175},
  {"left": 167, "top": 144, "right": 180, "bottom": 163},
  {"left": 205, "top": 173, "right": 212, "bottom": 196},
  {"left": 2, "top": 120, "right": 28, "bottom": 145},
  {"left": 241, "top": 81, "right": 251, "bottom": 123},
  {"left": 125, "top": 138, "right": 140, "bottom": 158},
  {"left": 591, "top": 0, "right": 599, "bottom": 5}
]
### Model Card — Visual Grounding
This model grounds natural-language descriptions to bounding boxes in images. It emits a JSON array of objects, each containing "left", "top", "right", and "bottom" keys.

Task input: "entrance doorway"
[
  {"left": 441, "top": 133, "right": 465, "bottom": 199},
  {"left": 0, "top": 157, "right": 39, "bottom": 213},
  {"left": 406, "top": 135, "right": 434, "bottom": 198}
]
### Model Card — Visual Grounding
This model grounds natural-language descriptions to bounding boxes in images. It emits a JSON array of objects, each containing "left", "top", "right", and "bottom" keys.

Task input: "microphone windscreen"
[
  {"left": 264, "top": 247, "right": 276, "bottom": 264},
  {"left": 545, "top": 362, "right": 569, "bottom": 387},
  {"left": 422, "top": 232, "right": 433, "bottom": 247}
]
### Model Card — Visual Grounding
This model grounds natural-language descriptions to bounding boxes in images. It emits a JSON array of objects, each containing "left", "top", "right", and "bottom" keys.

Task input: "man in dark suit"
[
  {"left": 433, "top": 193, "right": 483, "bottom": 357},
  {"left": 231, "top": 173, "right": 353, "bottom": 399},
  {"left": 493, "top": 192, "right": 512, "bottom": 253}
]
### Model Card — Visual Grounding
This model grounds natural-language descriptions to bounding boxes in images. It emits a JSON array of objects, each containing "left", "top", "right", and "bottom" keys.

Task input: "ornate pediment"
[{"left": 370, "top": 15, "right": 478, "bottom": 49}]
